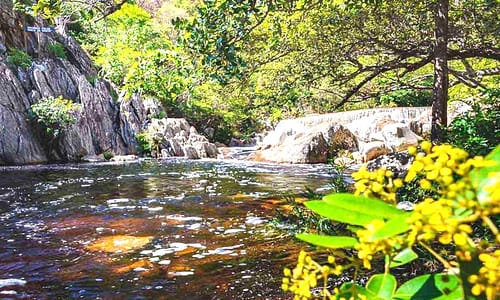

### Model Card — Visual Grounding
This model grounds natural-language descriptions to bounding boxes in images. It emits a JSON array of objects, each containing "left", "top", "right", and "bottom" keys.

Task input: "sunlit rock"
[
  {"left": 86, "top": 235, "right": 153, "bottom": 253},
  {"left": 359, "top": 141, "right": 391, "bottom": 162},
  {"left": 380, "top": 123, "right": 421, "bottom": 151}
]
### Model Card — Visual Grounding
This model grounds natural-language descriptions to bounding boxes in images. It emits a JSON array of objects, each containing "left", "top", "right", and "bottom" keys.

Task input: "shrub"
[
  {"left": 282, "top": 142, "right": 499, "bottom": 300},
  {"left": 102, "top": 151, "right": 114, "bottom": 160},
  {"left": 6, "top": 48, "right": 32, "bottom": 68},
  {"left": 378, "top": 89, "right": 433, "bottom": 107},
  {"left": 48, "top": 42, "right": 68, "bottom": 59},
  {"left": 446, "top": 91, "right": 500, "bottom": 157},
  {"left": 30, "top": 96, "right": 81, "bottom": 137}
]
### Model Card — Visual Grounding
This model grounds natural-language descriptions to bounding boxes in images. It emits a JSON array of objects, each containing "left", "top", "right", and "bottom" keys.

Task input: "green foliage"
[
  {"left": 378, "top": 89, "right": 433, "bottom": 107},
  {"left": 48, "top": 42, "right": 67, "bottom": 59},
  {"left": 283, "top": 143, "right": 500, "bottom": 299},
  {"left": 102, "top": 151, "right": 114, "bottom": 161},
  {"left": 6, "top": 48, "right": 32, "bottom": 68},
  {"left": 446, "top": 91, "right": 500, "bottom": 157},
  {"left": 30, "top": 96, "right": 80, "bottom": 137},
  {"left": 135, "top": 132, "right": 153, "bottom": 156}
]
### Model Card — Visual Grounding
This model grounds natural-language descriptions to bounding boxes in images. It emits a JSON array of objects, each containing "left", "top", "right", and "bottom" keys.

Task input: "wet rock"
[{"left": 86, "top": 235, "right": 154, "bottom": 253}]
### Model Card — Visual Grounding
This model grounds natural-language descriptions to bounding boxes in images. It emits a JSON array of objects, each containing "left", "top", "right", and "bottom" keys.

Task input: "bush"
[
  {"left": 446, "top": 91, "right": 500, "bottom": 157},
  {"left": 30, "top": 96, "right": 81, "bottom": 137},
  {"left": 6, "top": 48, "right": 32, "bottom": 68},
  {"left": 378, "top": 89, "right": 433, "bottom": 107},
  {"left": 48, "top": 42, "right": 67, "bottom": 59},
  {"left": 282, "top": 142, "right": 500, "bottom": 300}
]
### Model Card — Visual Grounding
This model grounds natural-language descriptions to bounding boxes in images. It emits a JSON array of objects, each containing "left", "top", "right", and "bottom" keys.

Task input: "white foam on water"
[{"left": 0, "top": 279, "right": 26, "bottom": 288}]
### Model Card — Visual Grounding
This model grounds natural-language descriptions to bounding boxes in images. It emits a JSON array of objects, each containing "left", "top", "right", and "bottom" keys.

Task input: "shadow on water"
[{"left": 0, "top": 159, "right": 335, "bottom": 299}]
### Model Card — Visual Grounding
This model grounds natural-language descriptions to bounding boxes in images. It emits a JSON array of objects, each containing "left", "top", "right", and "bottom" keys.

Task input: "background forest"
[{"left": 18, "top": 0, "right": 498, "bottom": 144}]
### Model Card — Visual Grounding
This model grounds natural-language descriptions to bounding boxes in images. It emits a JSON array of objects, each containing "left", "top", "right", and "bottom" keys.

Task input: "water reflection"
[{"left": 0, "top": 159, "right": 335, "bottom": 299}]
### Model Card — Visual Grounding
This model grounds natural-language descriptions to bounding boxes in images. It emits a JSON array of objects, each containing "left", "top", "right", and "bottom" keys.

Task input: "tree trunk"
[{"left": 431, "top": 0, "right": 449, "bottom": 143}]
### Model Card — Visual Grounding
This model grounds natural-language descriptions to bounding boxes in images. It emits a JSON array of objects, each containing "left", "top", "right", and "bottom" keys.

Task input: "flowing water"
[{"left": 0, "top": 158, "right": 337, "bottom": 299}]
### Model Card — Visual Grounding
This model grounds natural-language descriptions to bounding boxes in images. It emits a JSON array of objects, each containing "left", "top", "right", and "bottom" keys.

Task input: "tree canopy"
[{"left": 179, "top": 0, "right": 500, "bottom": 140}]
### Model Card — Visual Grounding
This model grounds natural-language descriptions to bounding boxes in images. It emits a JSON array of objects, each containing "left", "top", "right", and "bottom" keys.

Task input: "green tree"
[{"left": 179, "top": 0, "right": 500, "bottom": 142}]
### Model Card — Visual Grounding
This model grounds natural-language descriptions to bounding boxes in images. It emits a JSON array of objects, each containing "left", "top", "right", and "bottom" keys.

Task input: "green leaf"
[
  {"left": 394, "top": 274, "right": 462, "bottom": 300},
  {"left": 371, "top": 213, "right": 411, "bottom": 240},
  {"left": 323, "top": 193, "right": 404, "bottom": 219},
  {"left": 389, "top": 248, "right": 418, "bottom": 268},
  {"left": 470, "top": 145, "right": 500, "bottom": 205},
  {"left": 337, "top": 282, "right": 381, "bottom": 300},
  {"left": 296, "top": 234, "right": 358, "bottom": 249},
  {"left": 304, "top": 200, "right": 376, "bottom": 226},
  {"left": 366, "top": 273, "right": 397, "bottom": 300}
]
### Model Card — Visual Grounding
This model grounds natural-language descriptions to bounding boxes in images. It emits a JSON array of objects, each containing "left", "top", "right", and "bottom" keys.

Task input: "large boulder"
[{"left": 255, "top": 131, "right": 328, "bottom": 164}]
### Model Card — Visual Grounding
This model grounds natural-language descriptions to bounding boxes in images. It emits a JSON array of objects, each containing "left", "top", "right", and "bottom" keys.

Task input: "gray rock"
[
  {"left": 256, "top": 131, "right": 328, "bottom": 163},
  {"left": 381, "top": 123, "right": 420, "bottom": 151},
  {"left": 366, "top": 151, "right": 413, "bottom": 177},
  {"left": 183, "top": 146, "right": 199, "bottom": 159},
  {"left": 0, "top": 63, "right": 47, "bottom": 165}
]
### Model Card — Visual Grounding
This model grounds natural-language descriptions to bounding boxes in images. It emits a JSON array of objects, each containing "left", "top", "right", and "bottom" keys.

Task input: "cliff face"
[{"left": 0, "top": 0, "right": 146, "bottom": 165}]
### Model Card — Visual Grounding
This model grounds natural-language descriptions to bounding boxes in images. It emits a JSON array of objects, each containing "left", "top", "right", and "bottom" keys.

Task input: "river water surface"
[{"left": 0, "top": 158, "right": 336, "bottom": 299}]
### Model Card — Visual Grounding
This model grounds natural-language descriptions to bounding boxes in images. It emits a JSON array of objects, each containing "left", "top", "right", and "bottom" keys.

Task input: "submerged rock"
[{"left": 86, "top": 235, "right": 154, "bottom": 253}]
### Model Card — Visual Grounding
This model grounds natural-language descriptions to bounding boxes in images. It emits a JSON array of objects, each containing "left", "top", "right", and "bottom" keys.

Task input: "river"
[{"left": 0, "top": 158, "right": 338, "bottom": 299}]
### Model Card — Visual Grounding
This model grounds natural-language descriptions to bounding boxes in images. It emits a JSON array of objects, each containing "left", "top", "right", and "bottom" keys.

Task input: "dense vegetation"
[{"left": 13, "top": 0, "right": 500, "bottom": 144}]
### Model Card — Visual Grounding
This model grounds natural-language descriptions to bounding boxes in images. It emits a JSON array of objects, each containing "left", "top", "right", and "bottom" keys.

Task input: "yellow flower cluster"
[
  {"left": 284, "top": 142, "right": 499, "bottom": 300},
  {"left": 469, "top": 250, "right": 500, "bottom": 299},
  {"left": 282, "top": 251, "right": 342, "bottom": 300},
  {"left": 407, "top": 198, "right": 473, "bottom": 247},
  {"left": 355, "top": 219, "right": 405, "bottom": 269},
  {"left": 352, "top": 166, "right": 403, "bottom": 204}
]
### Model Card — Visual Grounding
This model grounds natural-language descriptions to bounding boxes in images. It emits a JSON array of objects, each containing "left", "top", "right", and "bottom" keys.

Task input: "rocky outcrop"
[
  {"left": 0, "top": 2, "right": 210, "bottom": 165},
  {"left": 142, "top": 118, "right": 218, "bottom": 159},
  {"left": 257, "top": 107, "right": 430, "bottom": 164}
]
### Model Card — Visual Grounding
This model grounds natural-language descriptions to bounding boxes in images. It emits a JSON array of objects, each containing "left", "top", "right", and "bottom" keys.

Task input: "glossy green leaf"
[
  {"left": 371, "top": 213, "right": 411, "bottom": 240},
  {"left": 389, "top": 248, "right": 418, "bottom": 268},
  {"left": 304, "top": 200, "right": 376, "bottom": 226},
  {"left": 394, "top": 274, "right": 462, "bottom": 300},
  {"left": 322, "top": 193, "right": 404, "bottom": 219},
  {"left": 296, "top": 234, "right": 358, "bottom": 249},
  {"left": 366, "top": 273, "right": 397, "bottom": 300},
  {"left": 337, "top": 282, "right": 381, "bottom": 300},
  {"left": 470, "top": 145, "right": 500, "bottom": 205}
]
